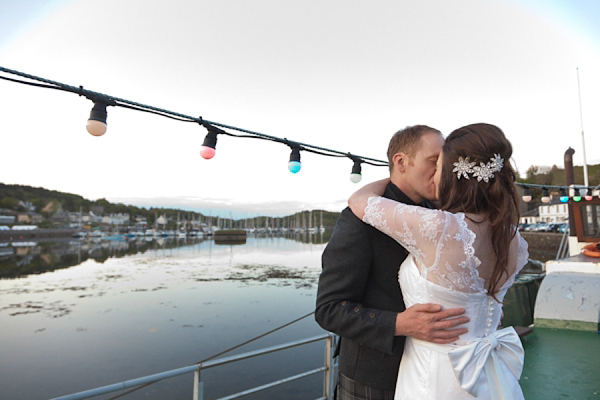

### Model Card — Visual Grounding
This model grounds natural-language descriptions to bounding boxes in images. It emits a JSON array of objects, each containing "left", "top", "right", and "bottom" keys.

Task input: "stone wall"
[{"left": 520, "top": 232, "right": 564, "bottom": 262}]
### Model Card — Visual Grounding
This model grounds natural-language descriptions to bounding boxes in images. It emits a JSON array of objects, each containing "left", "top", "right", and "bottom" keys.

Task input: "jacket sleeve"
[{"left": 315, "top": 207, "right": 398, "bottom": 355}]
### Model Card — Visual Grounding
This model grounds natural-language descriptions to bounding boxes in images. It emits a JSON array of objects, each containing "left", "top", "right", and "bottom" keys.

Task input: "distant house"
[
  {"left": 17, "top": 212, "right": 43, "bottom": 224},
  {"left": 91, "top": 205, "right": 104, "bottom": 215},
  {"left": 102, "top": 213, "right": 130, "bottom": 225},
  {"left": 0, "top": 208, "right": 17, "bottom": 225},
  {"left": 18, "top": 201, "right": 36, "bottom": 212},
  {"left": 51, "top": 210, "right": 70, "bottom": 224},
  {"left": 538, "top": 198, "right": 569, "bottom": 223},
  {"left": 85, "top": 212, "right": 103, "bottom": 224},
  {"left": 135, "top": 216, "right": 148, "bottom": 227},
  {"left": 156, "top": 215, "right": 168, "bottom": 226},
  {"left": 0, "top": 215, "right": 15, "bottom": 224},
  {"left": 520, "top": 208, "right": 540, "bottom": 225}
]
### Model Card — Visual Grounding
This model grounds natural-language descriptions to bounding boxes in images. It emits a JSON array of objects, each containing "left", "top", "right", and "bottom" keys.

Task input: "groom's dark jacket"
[{"left": 315, "top": 183, "right": 423, "bottom": 391}]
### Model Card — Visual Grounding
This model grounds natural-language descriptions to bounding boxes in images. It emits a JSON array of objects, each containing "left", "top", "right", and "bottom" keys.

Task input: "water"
[{"left": 0, "top": 234, "right": 331, "bottom": 399}]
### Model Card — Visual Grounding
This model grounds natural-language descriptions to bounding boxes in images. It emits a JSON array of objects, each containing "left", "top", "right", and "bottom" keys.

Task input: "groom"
[{"left": 315, "top": 125, "right": 469, "bottom": 399}]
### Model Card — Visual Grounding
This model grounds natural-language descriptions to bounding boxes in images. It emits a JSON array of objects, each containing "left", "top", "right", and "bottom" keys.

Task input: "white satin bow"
[{"left": 448, "top": 327, "right": 524, "bottom": 399}]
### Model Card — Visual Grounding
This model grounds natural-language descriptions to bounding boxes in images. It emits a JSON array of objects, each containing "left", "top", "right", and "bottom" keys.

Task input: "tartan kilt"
[{"left": 337, "top": 373, "right": 395, "bottom": 400}]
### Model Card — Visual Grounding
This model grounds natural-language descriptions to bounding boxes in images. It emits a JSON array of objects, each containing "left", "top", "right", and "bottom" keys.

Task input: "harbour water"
[{"left": 0, "top": 234, "right": 330, "bottom": 399}]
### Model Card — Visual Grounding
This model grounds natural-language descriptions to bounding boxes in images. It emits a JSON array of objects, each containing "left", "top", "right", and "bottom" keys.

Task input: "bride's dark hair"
[{"left": 438, "top": 123, "right": 520, "bottom": 300}]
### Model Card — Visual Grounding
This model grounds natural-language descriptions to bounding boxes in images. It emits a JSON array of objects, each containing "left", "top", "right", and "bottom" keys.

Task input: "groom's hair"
[{"left": 387, "top": 125, "right": 441, "bottom": 173}]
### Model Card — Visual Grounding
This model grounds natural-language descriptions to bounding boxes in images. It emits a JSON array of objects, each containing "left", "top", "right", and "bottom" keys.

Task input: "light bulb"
[
  {"left": 86, "top": 119, "right": 107, "bottom": 136},
  {"left": 200, "top": 146, "right": 216, "bottom": 159},
  {"left": 288, "top": 147, "right": 301, "bottom": 173},
  {"left": 86, "top": 100, "right": 108, "bottom": 136},
  {"left": 541, "top": 188, "right": 550, "bottom": 203},
  {"left": 585, "top": 195, "right": 593, "bottom": 201},
  {"left": 350, "top": 159, "right": 362, "bottom": 183},
  {"left": 288, "top": 161, "right": 301, "bottom": 174},
  {"left": 350, "top": 173, "right": 362, "bottom": 183},
  {"left": 200, "top": 129, "right": 218, "bottom": 159}
]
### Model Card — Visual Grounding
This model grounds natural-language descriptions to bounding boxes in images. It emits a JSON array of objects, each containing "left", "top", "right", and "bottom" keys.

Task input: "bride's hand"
[{"left": 348, "top": 178, "right": 390, "bottom": 219}]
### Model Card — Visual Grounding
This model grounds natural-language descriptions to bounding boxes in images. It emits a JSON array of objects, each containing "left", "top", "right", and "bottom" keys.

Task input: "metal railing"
[
  {"left": 556, "top": 228, "right": 570, "bottom": 259},
  {"left": 51, "top": 333, "right": 338, "bottom": 400}
]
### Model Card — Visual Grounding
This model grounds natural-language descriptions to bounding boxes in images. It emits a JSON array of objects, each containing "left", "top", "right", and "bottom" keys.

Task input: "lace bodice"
[{"left": 363, "top": 196, "right": 529, "bottom": 296}]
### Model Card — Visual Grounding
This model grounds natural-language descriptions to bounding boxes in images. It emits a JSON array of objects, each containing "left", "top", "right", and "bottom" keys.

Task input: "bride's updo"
[{"left": 438, "top": 123, "right": 520, "bottom": 299}]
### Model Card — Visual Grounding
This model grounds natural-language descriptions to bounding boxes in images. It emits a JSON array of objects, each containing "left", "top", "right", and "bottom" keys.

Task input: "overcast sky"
[{"left": 1, "top": 0, "right": 599, "bottom": 217}]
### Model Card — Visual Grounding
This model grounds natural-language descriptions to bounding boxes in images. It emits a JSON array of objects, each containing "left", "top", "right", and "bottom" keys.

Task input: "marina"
[{"left": 0, "top": 234, "right": 329, "bottom": 399}]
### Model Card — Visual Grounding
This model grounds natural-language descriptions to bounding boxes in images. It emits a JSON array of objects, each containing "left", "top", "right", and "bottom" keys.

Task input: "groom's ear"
[{"left": 392, "top": 152, "right": 407, "bottom": 173}]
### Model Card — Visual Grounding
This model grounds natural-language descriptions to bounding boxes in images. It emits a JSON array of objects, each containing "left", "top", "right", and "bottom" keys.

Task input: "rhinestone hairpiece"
[{"left": 452, "top": 154, "right": 504, "bottom": 182}]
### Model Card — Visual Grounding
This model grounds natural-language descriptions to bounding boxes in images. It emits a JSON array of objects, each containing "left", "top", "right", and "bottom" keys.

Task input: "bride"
[{"left": 349, "top": 123, "right": 528, "bottom": 400}]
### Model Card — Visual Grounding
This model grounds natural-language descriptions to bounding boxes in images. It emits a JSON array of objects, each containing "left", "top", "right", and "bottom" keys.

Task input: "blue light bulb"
[
  {"left": 288, "top": 161, "right": 301, "bottom": 173},
  {"left": 560, "top": 196, "right": 569, "bottom": 203}
]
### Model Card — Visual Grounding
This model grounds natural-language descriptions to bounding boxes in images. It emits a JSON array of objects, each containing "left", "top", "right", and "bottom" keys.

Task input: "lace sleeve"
[
  {"left": 363, "top": 196, "right": 448, "bottom": 270},
  {"left": 362, "top": 196, "right": 485, "bottom": 294}
]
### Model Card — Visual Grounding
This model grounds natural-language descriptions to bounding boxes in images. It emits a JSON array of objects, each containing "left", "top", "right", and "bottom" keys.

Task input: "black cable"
[{"left": 0, "top": 66, "right": 593, "bottom": 194}]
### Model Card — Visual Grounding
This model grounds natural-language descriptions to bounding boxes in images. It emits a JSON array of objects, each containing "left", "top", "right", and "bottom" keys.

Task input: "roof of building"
[{"left": 521, "top": 208, "right": 540, "bottom": 217}]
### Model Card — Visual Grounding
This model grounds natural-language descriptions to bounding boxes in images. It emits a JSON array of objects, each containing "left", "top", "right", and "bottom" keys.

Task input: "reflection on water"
[
  {"left": 0, "top": 234, "right": 331, "bottom": 400},
  {"left": 0, "top": 230, "right": 333, "bottom": 279}
]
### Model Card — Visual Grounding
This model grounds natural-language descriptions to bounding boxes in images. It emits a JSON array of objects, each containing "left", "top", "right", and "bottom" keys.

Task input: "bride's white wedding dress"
[{"left": 362, "top": 196, "right": 529, "bottom": 400}]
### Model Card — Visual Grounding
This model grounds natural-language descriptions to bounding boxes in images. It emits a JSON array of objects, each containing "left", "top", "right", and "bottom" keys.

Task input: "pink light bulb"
[{"left": 200, "top": 146, "right": 215, "bottom": 159}]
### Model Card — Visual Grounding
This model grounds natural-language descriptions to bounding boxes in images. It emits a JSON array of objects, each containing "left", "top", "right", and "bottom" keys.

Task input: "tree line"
[{"left": 0, "top": 183, "right": 341, "bottom": 228}]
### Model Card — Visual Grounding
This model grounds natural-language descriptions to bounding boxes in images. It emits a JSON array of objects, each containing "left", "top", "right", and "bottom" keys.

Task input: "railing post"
[
  {"left": 323, "top": 334, "right": 336, "bottom": 399},
  {"left": 193, "top": 369, "right": 199, "bottom": 400},
  {"left": 193, "top": 367, "right": 204, "bottom": 400}
]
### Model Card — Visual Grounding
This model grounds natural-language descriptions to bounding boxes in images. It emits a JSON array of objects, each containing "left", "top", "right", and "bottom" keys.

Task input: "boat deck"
[{"left": 520, "top": 327, "right": 599, "bottom": 399}]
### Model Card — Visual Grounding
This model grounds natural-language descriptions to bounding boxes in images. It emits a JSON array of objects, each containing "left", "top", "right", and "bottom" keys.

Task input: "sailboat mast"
[{"left": 577, "top": 67, "right": 589, "bottom": 187}]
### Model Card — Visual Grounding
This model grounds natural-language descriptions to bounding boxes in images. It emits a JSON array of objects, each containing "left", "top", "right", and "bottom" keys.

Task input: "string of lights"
[
  {"left": 0, "top": 65, "right": 388, "bottom": 182},
  {"left": 1, "top": 65, "right": 597, "bottom": 202}
]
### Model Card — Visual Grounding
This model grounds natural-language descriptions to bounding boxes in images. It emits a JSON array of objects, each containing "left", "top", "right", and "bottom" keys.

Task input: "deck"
[{"left": 520, "top": 327, "right": 599, "bottom": 399}]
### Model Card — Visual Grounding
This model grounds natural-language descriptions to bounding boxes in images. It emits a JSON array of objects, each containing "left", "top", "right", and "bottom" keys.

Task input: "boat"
[
  {"left": 104, "top": 234, "right": 127, "bottom": 241},
  {"left": 524, "top": 149, "right": 600, "bottom": 332},
  {"left": 73, "top": 231, "right": 88, "bottom": 239},
  {"left": 89, "top": 230, "right": 105, "bottom": 239}
]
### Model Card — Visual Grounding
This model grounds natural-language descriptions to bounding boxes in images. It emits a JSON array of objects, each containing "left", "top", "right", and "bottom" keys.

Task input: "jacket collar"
[{"left": 384, "top": 182, "right": 432, "bottom": 209}]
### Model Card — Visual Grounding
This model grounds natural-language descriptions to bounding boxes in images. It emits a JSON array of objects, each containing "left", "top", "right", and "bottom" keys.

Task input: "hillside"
[
  {"left": 518, "top": 163, "right": 600, "bottom": 187},
  {"left": 0, "top": 183, "right": 340, "bottom": 228}
]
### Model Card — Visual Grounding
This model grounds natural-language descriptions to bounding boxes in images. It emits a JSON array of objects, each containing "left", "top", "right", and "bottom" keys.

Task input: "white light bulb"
[
  {"left": 86, "top": 120, "right": 107, "bottom": 136},
  {"left": 350, "top": 173, "right": 362, "bottom": 183}
]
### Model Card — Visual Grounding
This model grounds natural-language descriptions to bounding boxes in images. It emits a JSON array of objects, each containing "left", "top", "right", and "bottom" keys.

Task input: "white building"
[
  {"left": 538, "top": 198, "right": 569, "bottom": 223},
  {"left": 519, "top": 197, "right": 569, "bottom": 225},
  {"left": 102, "top": 213, "right": 130, "bottom": 225}
]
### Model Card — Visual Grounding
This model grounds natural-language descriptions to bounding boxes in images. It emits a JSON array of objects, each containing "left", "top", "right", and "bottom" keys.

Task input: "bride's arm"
[{"left": 348, "top": 178, "right": 390, "bottom": 219}]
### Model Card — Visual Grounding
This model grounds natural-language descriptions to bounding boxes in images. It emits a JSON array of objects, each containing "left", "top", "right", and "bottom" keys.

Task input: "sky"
[{"left": 1, "top": 0, "right": 599, "bottom": 218}]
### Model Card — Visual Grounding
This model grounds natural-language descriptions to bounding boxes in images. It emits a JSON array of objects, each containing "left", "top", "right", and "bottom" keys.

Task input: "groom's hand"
[{"left": 394, "top": 303, "right": 469, "bottom": 344}]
